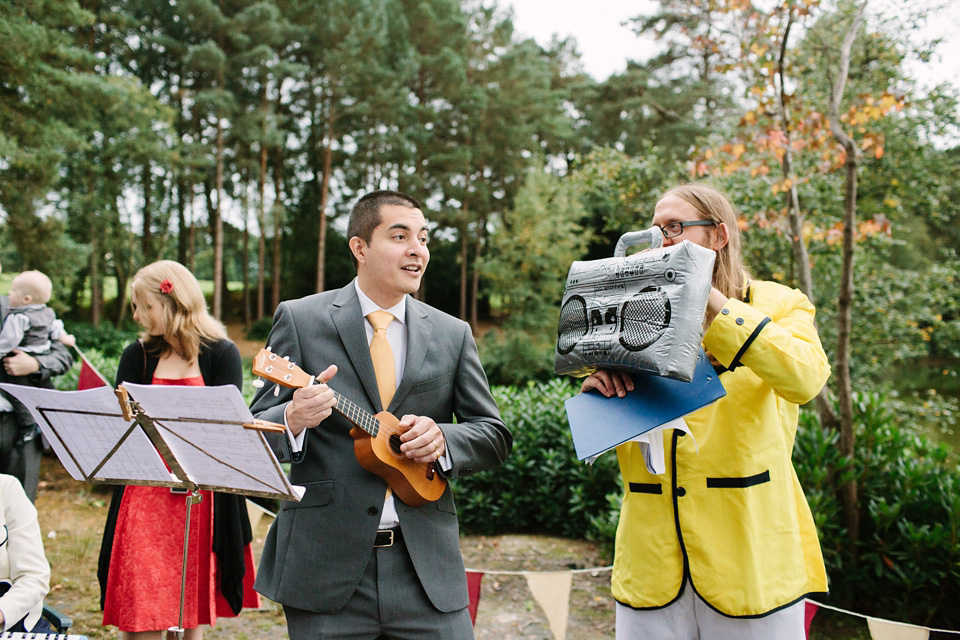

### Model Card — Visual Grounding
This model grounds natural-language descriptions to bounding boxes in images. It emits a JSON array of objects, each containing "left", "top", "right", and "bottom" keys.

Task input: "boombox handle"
[{"left": 614, "top": 226, "right": 664, "bottom": 257}]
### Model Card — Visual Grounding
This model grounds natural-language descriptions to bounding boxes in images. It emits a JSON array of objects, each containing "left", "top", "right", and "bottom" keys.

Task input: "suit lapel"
[
  {"left": 331, "top": 285, "right": 383, "bottom": 411},
  {"left": 391, "top": 298, "right": 431, "bottom": 411}
]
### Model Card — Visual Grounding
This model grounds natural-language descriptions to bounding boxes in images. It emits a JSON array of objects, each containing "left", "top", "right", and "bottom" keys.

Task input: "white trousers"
[{"left": 615, "top": 582, "right": 805, "bottom": 640}]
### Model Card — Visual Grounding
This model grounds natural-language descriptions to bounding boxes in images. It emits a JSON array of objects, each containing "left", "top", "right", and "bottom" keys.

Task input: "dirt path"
[{"left": 34, "top": 455, "right": 615, "bottom": 639}]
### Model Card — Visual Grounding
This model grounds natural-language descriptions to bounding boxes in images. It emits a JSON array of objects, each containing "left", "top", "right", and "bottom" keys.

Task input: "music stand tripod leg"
[{"left": 169, "top": 491, "right": 202, "bottom": 640}]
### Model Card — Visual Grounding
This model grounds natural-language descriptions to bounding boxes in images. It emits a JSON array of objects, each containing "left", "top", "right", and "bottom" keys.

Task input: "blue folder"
[{"left": 564, "top": 350, "right": 726, "bottom": 461}]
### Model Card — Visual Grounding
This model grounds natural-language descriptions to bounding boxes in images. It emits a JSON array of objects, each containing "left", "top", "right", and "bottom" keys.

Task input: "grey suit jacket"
[{"left": 251, "top": 283, "right": 511, "bottom": 614}]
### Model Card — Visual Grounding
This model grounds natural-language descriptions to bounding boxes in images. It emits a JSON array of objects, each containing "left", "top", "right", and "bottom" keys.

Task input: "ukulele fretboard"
[{"left": 330, "top": 390, "right": 379, "bottom": 436}]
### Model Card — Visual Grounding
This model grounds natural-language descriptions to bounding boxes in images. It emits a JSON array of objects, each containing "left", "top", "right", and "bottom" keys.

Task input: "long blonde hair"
[
  {"left": 130, "top": 260, "right": 227, "bottom": 361},
  {"left": 661, "top": 183, "right": 750, "bottom": 300}
]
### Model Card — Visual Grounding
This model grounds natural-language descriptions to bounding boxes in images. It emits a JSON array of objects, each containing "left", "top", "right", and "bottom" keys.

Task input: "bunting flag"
[
  {"left": 461, "top": 568, "right": 960, "bottom": 640},
  {"left": 525, "top": 571, "right": 573, "bottom": 640},
  {"left": 245, "top": 499, "right": 276, "bottom": 532},
  {"left": 466, "top": 571, "right": 483, "bottom": 625},
  {"left": 868, "top": 618, "right": 931, "bottom": 640},
  {"left": 76, "top": 349, "right": 110, "bottom": 390},
  {"left": 805, "top": 600, "right": 819, "bottom": 638}
]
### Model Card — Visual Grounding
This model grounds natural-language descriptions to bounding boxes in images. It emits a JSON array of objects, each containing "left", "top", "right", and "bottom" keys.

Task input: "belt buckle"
[{"left": 374, "top": 530, "right": 394, "bottom": 548}]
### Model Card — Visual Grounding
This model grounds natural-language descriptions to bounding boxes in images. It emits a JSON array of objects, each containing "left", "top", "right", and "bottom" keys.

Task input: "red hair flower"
[{"left": 160, "top": 279, "right": 174, "bottom": 294}]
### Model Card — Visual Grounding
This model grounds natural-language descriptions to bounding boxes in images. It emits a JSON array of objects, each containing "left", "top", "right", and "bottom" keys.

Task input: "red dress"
[{"left": 101, "top": 375, "right": 260, "bottom": 632}]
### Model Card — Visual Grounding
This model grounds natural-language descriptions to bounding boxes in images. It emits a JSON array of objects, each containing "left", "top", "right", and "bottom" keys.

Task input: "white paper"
[
  {"left": 0, "top": 384, "right": 173, "bottom": 483},
  {"left": 123, "top": 383, "right": 254, "bottom": 424},
  {"left": 584, "top": 417, "right": 695, "bottom": 475}
]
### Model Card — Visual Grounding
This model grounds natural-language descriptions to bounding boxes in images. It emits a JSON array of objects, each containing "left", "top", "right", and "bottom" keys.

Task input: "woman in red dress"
[{"left": 97, "top": 260, "right": 259, "bottom": 640}]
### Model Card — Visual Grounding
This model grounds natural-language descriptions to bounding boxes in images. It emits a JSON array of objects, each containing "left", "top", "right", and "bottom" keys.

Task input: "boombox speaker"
[{"left": 555, "top": 227, "right": 716, "bottom": 382}]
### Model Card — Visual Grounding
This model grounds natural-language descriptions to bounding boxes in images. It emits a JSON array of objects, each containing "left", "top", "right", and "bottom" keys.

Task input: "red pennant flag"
[
  {"left": 805, "top": 600, "right": 819, "bottom": 639},
  {"left": 466, "top": 571, "right": 484, "bottom": 626},
  {"left": 77, "top": 353, "right": 110, "bottom": 390}
]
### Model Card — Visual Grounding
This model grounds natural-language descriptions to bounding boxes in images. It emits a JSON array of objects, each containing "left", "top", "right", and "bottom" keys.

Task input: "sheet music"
[
  {"left": 123, "top": 383, "right": 254, "bottom": 423},
  {"left": 123, "top": 383, "right": 303, "bottom": 500},
  {"left": 0, "top": 382, "right": 303, "bottom": 501},
  {"left": 153, "top": 418, "right": 293, "bottom": 496},
  {"left": 0, "top": 384, "right": 174, "bottom": 484}
]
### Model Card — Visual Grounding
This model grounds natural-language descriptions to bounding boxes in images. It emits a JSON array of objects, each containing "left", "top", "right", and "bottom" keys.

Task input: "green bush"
[
  {"left": 69, "top": 322, "right": 139, "bottom": 357},
  {"left": 246, "top": 317, "right": 274, "bottom": 342},
  {"left": 453, "top": 378, "right": 621, "bottom": 543},
  {"left": 795, "top": 392, "right": 960, "bottom": 630}
]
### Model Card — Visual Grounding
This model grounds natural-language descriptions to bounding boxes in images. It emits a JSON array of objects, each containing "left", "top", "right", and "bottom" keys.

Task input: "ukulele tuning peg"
[
  {"left": 274, "top": 385, "right": 280, "bottom": 397},
  {"left": 266, "top": 346, "right": 273, "bottom": 352},
  {"left": 252, "top": 378, "right": 264, "bottom": 389}
]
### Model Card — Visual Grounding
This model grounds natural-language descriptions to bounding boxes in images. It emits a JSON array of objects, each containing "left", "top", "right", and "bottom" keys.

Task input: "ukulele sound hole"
[{"left": 389, "top": 434, "right": 403, "bottom": 456}]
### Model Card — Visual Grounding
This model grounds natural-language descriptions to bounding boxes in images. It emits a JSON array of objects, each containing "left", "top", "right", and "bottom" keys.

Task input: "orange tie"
[
  {"left": 368, "top": 310, "right": 396, "bottom": 503},
  {"left": 367, "top": 310, "right": 396, "bottom": 410}
]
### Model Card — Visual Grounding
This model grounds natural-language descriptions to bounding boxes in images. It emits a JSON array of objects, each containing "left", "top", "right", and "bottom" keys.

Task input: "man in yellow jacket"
[{"left": 583, "top": 184, "right": 830, "bottom": 640}]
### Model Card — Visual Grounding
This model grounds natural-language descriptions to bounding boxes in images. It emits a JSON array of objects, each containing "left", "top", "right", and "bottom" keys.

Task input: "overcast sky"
[{"left": 506, "top": 0, "right": 960, "bottom": 90}]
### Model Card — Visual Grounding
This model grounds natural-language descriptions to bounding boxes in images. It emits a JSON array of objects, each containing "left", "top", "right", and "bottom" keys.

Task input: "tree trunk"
[
  {"left": 272, "top": 148, "right": 284, "bottom": 310},
  {"left": 316, "top": 106, "right": 334, "bottom": 293},
  {"left": 213, "top": 118, "right": 225, "bottom": 320},
  {"left": 469, "top": 212, "right": 487, "bottom": 330},
  {"left": 826, "top": 0, "right": 869, "bottom": 547},
  {"left": 177, "top": 177, "right": 188, "bottom": 265},
  {"left": 142, "top": 162, "right": 152, "bottom": 262},
  {"left": 258, "top": 142, "right": 268, "bottom": 321},
  {"left": 459, "top": 180, "right": 471, "bottom": 322},
  {"left": 242, "top": 181, "right": 251, "bottom": 328},
  {"left": 774, "top": 9, "right": 838, "bottom": 429},
  {"left": 188, "top": 184, "right": 197, "bottom": 273},
  {"left": 90, "top": 239, "right": 102, "bottom": 327}
]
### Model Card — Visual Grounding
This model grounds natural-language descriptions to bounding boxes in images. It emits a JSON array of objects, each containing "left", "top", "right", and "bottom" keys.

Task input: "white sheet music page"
[
  {"left": 0, "top": 383, "right": 174, "bottom": 484},
  {"left": 122, "top": 383, "right": 303, "bottom": 500}
]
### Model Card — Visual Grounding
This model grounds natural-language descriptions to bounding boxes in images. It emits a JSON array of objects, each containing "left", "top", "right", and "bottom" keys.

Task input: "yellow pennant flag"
[
  {"left": 525, "top": 571, "right": 573, "bottom": 640},
  {"left": 867, "top": 617, "right": 930, "bottom": 640}
]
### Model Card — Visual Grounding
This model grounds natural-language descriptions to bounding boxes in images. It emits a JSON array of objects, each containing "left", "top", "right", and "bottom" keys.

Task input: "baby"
[{"left": 0, "top": 270, "right": 75, "bottom": 358}]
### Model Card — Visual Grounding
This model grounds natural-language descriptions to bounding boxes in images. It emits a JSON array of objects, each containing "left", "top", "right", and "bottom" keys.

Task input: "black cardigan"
[{"left": 97, "top": 339, "right": 253, "bottom": 615}]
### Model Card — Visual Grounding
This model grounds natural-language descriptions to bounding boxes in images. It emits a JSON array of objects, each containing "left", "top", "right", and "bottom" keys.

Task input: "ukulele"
[{"left": 252, "top": 348, "right": 446, "bottom": 506}]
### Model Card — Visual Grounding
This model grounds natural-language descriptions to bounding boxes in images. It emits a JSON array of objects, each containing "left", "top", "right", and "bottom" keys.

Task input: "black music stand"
[{"left": 0, "top": 382, "right": 302, "bottom": 640}]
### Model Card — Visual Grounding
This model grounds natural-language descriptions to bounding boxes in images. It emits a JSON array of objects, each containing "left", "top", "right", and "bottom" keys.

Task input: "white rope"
[
  {"left": 807, "top": 599, "right": 960, "bottom": 635},
  {"left": 464, "top": 565, "right": 612, "bottom": 576}
]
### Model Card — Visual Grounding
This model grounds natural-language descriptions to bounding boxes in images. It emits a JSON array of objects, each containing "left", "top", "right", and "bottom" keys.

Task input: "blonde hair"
[
  {"left": 12, "top": 270, "right": 53, "bottom": 304},
  {"left": 661, "top": 184, "right": 750, "bottom": 300},
  {"left": 129, "top": 260, "right": 226, "bottom": 361}
]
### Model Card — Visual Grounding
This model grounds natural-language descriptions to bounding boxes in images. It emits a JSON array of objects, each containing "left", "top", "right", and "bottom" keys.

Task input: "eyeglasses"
[{"left": 657, "top": 220, "right": 716, "bottom": 239}]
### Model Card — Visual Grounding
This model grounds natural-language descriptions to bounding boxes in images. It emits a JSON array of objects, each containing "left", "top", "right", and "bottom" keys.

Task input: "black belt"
[{"left": 374, "top": 528, "right": 402, "bottom": 548}]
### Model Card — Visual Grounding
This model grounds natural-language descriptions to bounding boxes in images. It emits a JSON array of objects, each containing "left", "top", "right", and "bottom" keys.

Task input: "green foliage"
[
  {"left": 479, "top": 327, "right": 555, "bottom": 388},
  {"left": 479, "top": 167, "right": 592, "bottom": 386},
  {"left": 795, "top": 392, "right": 960, "bottom": 629},
  {"left": 69, "top": 322, "right": 140, "bottom": 358},
  {"left": 245, "top": 317, "right": 275, "bottom": 342},
  {"left": 453, "top": 379, "right": 620, "bottom": 543}
]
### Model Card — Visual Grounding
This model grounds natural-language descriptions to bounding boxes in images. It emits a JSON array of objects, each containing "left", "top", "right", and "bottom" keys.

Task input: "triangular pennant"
[
  {"left": 867, "top": 617, "right": 930, "bottom": 640},
  {"left": 77, "top": 352, "right": 110, "bottom": 390},
  {"left": 804, "top": 600, "right": 819, "bottom": 638},
  {"left": 525, "top": 571, "right": 572, "bottom": 640},
  {"left": 245, "top": 498, "right": 276, "bottom": 532},
  {"left": 466, "top": 571, "right": 483, "bottom": 626}
]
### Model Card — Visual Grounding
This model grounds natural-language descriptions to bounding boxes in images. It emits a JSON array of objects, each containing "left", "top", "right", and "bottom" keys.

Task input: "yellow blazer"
[{"left": 612, "top": 280, "right": 830, "bottom": 617}]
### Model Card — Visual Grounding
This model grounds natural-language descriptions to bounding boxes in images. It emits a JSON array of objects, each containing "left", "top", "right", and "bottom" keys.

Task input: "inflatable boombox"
[{"left": 554, "top": 227, "right": 716, "bottom": 382}]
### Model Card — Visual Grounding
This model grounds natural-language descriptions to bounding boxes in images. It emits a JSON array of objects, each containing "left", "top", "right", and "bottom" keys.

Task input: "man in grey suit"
[{"left": 251, "top": 190, "right": 512, "bottom": 639}]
